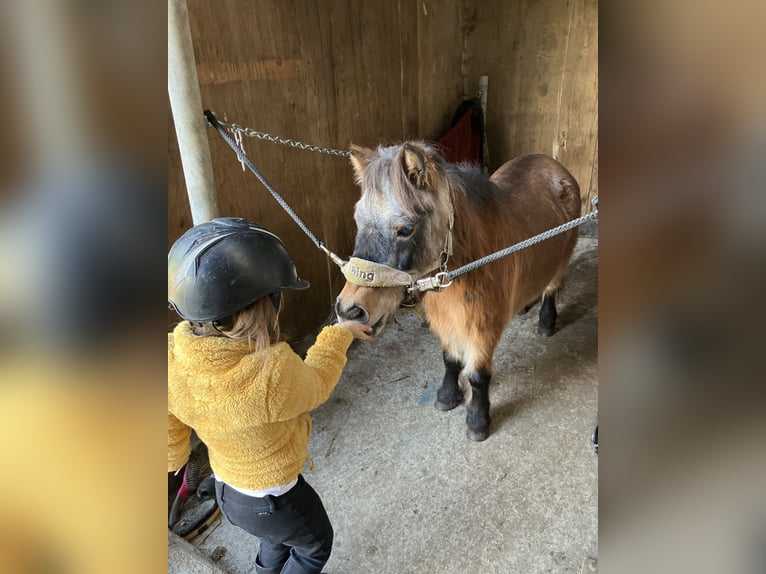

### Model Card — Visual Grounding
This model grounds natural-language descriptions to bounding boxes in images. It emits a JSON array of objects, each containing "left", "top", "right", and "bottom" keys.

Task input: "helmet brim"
[{"left": 287, "top": 278, "right": 310, "bottom": 290}]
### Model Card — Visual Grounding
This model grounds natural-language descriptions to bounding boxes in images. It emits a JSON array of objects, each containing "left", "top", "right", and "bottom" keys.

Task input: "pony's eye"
[{"left": 396, "top": 225, "right": 415, "bottom": 238}]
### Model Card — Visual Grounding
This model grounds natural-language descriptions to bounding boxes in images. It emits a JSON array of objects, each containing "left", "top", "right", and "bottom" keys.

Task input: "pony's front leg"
[
  {"left": 435, "top": 352, "right": 463, "bottom": 411},
  {"left": 465, "top": 367, "right": 491, "bottom": 442}
]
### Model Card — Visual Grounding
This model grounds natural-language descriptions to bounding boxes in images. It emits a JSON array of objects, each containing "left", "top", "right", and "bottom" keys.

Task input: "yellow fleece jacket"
[{"left": 168, "top": 322, "right": 353, "bottom": 490}]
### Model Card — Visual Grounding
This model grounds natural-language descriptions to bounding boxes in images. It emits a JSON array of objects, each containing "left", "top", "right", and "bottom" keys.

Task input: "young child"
[{"left": 168, "top": 217, "right": 371, "bottom": 574}]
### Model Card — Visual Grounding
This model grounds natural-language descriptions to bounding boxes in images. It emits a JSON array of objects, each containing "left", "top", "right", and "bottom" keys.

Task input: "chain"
[{"left": 214, "top": 116, "right": 351, "bottom": 158}]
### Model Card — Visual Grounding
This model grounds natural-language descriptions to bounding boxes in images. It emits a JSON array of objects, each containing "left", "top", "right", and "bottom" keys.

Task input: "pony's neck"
[{"left": 445, "top": 169, "right": 495, "bottom": 269}]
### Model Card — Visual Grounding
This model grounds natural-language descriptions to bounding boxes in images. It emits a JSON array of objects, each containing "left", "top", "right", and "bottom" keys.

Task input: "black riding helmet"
[{"left": 168, "top": 217, "right": 309, "bottom": 322}]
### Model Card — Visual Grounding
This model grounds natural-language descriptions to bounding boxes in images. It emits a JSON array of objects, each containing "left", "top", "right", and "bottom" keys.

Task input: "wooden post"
[
  {"left": 168, "top": 0, "right": 219, "bottom": 224},
  {"left": 478, "top": 75, "right": 490, "bottom": 168}
]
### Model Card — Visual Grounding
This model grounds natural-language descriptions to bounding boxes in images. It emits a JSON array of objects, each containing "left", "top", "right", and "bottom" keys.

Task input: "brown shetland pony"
[{"left": 336, "top": 142, "right": 581, "bottom": 441}]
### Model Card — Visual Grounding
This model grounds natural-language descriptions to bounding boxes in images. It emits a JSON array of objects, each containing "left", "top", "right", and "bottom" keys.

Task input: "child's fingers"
[
  {"left": 357, "top": 324, "right": 373, "bottom": 338},
  {"left": 337, "top": 321, "right": 374, "bottom": 340},
  {"left": 356, "top": 328, "right": 373, "bottom": 341}
]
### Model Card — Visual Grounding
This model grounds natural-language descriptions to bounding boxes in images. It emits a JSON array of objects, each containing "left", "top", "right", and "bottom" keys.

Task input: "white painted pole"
[{"left": 168, "top": 0, "right": 219, "bottom": 224}]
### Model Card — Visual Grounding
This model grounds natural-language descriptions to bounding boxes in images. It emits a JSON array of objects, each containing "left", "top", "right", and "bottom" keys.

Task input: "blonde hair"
[{"left": 218, "top": 295, "right": 281, "bottom": 352}]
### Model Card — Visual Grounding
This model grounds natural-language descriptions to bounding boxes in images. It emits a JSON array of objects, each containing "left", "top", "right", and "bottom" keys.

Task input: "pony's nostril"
[{"left": 343, "top": 304, "right": 369, "bottom": 324}]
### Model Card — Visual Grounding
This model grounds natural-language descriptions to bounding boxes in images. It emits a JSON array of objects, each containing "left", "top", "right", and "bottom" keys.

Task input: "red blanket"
[{"left": 437, "top": 97, "right": 485, "bottom": 166}]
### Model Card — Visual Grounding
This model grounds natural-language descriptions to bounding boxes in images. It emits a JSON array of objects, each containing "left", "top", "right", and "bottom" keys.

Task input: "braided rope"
[
  {"left": 204, "top": 110, "right": 345, "bottom": 267},
  {"left": 445, "top": 209, "right": 599, "bottom": 282}
]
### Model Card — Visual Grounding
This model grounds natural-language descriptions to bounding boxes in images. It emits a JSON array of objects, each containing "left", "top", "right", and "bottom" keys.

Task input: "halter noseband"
[{"left": 341, "top": 200, "right": 454, "bottom": 292}]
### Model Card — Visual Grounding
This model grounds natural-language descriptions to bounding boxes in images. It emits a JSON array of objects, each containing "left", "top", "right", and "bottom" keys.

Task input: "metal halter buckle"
[{"left": 409, "top": 272, "right": 453, "bottom": 293}]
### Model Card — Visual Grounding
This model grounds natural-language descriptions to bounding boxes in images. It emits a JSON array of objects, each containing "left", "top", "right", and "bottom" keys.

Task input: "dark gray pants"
[{"left": 215, "top": 475, "right": 333, "bottom": 574}]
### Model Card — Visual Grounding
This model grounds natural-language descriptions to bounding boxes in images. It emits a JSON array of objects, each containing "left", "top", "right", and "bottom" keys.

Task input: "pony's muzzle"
[{"left": 335, "top": 298, "right": 370, "bottom": 324}]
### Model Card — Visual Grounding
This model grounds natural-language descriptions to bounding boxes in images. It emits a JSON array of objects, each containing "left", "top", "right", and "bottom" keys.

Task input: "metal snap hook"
[{"left": 434, "top": 272, "right": 453, "bottom": 290}]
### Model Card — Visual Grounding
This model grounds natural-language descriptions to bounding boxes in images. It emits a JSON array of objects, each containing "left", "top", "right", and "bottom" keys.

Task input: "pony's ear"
[
  {"left": 401, "top": 143, "right": 429, "bottom": 189},
  {"left": 349, "top": 145, "right": 375, "bottom": 183}
]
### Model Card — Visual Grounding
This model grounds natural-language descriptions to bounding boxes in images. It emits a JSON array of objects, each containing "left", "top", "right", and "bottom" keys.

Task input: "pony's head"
[{"left": 335, "top": 142, "right": 453, "bottom": 336}]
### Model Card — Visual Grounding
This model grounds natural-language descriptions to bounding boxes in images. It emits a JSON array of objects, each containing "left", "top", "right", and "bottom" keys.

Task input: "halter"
[{"left": 340, "top": 199, "right": 455, "bottom": 292}]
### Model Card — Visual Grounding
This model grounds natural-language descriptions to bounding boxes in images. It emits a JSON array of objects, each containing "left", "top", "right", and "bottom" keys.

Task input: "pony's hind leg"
[
  {"left": 538, "top": 266, "right": 567, "bottom": 336},
  {"left": 517, "top": 297, "right": 540, "bottom": 316},
  {"left": 435, "top": 352, "right": 464, "bottom": 411},
  {"left": 538, "top": 292, "right": 558, "bottom": 337}
]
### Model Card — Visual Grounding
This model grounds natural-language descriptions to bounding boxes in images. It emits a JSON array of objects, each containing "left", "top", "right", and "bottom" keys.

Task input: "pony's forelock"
[{"left": 360, "top": 143, "right": 448, "bottom": 220}]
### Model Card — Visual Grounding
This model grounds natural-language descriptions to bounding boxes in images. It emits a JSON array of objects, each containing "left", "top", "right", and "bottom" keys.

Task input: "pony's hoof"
[
  {"left": 467, "top": 428, "right": 489, "bottom": 442},
  {"left": 435, "top": 399, "right": 460, "bottom": 411},
  {"left": 537, "top": 325, "right": 555, "bottom": 337},
  {"left": 517, "top": 302, "right": 535, "bottom": 315}
]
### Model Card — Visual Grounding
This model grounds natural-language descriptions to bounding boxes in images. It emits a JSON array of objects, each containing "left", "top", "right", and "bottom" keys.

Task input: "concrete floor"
[{"left": 175, "top": 234, "right": 598, "bottom": 574}]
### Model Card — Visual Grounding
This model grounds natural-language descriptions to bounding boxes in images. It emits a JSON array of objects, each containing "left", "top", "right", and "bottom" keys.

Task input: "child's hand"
[{"left": 337, "top": 321, "right": 373, "bottom": 341}]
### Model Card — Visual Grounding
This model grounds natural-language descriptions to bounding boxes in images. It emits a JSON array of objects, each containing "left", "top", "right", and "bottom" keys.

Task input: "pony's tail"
[{"left": 557, "top": 176, "right": 582, "bottom": 220}]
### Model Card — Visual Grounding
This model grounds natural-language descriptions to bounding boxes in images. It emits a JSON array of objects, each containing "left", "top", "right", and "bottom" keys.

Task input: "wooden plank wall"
[
  {"left": 168, "top": 0, "right": 598, "bottom": 338},
  {"left": 462, "top": 0, "right": 599, "bottom": 213},
  {"left": 168, "top": 0, "right": 464, "bottom": 337}
]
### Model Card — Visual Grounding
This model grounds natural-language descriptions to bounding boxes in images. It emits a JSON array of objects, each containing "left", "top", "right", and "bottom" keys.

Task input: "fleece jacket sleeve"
[
  {"left": 168, "top": 412, "right": 191, "bottom": 472},
  {"left": 266, "top": 325, "right": 354, "bottom": 421}
]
